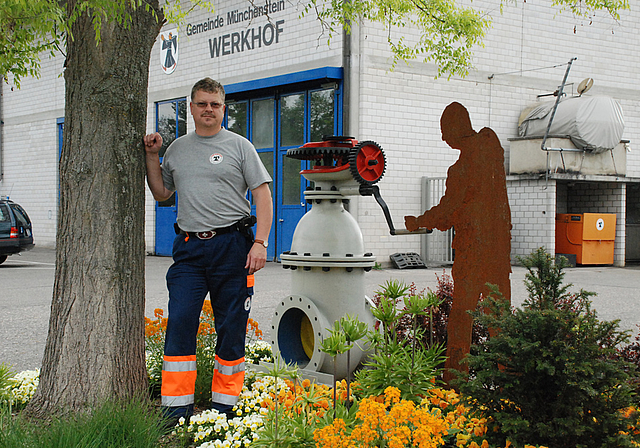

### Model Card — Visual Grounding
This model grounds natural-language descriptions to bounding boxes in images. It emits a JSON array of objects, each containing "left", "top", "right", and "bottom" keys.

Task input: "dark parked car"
[{"left": 0, "top": 198, "right": 34, "bottom": 264}]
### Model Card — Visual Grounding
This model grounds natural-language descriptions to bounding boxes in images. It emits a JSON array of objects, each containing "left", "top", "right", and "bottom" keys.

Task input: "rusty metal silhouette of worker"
[{"left": 405, "top": 102, "right": 511, "bottom": 384}]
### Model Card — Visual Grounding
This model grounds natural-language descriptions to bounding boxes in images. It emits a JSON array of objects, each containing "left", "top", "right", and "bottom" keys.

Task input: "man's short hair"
[{"left": 191, "top": 78, "right": 225, "bottom": 103}]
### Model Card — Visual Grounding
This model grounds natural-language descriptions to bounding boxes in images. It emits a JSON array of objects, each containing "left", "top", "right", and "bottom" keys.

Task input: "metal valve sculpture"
[{"left": 270, "top": 136, "right": 428, "bottom": 380}]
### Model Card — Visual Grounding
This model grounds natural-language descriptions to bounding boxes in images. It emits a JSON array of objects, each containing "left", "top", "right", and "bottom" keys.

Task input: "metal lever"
[{"left": 360, "top": 185, "right": 431, "bottom": 236}]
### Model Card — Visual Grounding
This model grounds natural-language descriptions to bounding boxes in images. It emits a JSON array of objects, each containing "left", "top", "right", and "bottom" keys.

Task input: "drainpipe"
[
  {"left": 342, "top": 12, "right": 360, "bottom": 139},
  {"left": 342, "top": 9, "right": 361, "bottom": 217}
]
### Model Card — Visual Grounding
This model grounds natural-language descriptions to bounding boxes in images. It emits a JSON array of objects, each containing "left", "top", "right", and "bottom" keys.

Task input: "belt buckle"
[{"left": 196, "top": 231, "right": 216, "bottom": 240}]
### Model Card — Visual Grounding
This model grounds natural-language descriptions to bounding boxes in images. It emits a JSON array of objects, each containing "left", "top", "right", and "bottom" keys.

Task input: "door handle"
[{"left": 279, "top": 219, "right": 284, "bottom": 223}]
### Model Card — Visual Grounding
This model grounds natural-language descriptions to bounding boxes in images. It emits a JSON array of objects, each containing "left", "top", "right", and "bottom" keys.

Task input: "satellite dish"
[{"left": 577, "top": 78, "right": 594, "bottom": 96}]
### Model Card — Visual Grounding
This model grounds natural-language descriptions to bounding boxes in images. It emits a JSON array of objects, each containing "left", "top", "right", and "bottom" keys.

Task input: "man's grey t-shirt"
[{"left": 161, "top": 128, "right": 272, "bottom": 232}]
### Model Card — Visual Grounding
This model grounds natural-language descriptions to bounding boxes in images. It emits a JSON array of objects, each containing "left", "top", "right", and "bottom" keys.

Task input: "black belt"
[{"left": 174, "top": 216, "right": 256, "bottom": 241}]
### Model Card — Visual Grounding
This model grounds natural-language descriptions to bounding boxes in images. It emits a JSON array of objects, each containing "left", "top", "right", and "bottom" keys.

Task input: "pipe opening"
[{"left": 277, "top": 308, "right": 315, "bottom": 368}]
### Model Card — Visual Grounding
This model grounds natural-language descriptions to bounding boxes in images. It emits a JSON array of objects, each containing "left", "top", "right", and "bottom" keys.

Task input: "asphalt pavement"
[{"left": 1, "top": 247, "right": 639, "bottom": 373}]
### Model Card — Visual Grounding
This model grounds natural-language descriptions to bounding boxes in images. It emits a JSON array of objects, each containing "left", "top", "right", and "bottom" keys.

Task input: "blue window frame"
[
  {"left": 222, "top": 67, "right": 343, "bottom": 258},
  {"left": 154, "top": 98, "right": 187, "bottom": 256},
  {"left": 57, "top": 118, "right": 64, "bottom": 158}
]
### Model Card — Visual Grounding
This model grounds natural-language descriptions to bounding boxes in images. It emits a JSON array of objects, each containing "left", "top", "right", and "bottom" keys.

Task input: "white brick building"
[{"left": 2, "top": 0, "right": 639, "bottom": 265}]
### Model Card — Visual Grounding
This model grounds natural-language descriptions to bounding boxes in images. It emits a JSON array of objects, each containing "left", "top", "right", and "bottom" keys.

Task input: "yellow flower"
[{"left": 456, "top": 432, "right": 471, "bottom": 447}]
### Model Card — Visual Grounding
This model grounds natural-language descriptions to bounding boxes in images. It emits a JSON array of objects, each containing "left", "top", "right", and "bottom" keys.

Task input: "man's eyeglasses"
[{"left": 193, "top": 101, "right": 224, "bottom": 109}]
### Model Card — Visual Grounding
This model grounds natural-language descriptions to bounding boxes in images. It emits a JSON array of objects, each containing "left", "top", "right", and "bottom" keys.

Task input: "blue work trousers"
[{"left": 161, "top": 230, "right": 253, "bottom": 411}]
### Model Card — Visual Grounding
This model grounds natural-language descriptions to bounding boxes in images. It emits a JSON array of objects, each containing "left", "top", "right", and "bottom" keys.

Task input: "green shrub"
[
  {"left": 460, "top": 247, "right": 636, "bottom": 448},
  {"left": 617, "top": 326, "right": 640, "bottom": 401}
]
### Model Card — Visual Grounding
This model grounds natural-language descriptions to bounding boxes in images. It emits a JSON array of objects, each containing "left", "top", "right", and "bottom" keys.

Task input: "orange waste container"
[{"left": 555, "top": 213, "right": 616, "bottom": 265}]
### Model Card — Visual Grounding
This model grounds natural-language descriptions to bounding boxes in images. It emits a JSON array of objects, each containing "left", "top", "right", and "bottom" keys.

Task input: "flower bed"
[{"left": 4, "top": 362, "right": 639, "bottom": 448}]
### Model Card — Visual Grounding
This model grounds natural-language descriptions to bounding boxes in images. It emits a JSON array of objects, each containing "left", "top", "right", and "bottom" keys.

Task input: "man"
[
  {"left": 144, "top": 78, "right": 273, "bottom": 423},
  {"left": 405, "top": 102, "right": 511, "bottom": 384}
]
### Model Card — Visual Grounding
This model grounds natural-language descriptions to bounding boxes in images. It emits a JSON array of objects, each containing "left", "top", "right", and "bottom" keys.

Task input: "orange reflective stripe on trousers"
[
  {"left": 161, "top": 354, "right": 197, "bottom": 407},
  {"left": 211, "top": 355, "right": 245, "bottom": 405}
]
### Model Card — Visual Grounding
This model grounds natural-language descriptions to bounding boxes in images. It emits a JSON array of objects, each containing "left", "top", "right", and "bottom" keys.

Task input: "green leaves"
[
  {"left": 0, "top": 363, "right": 15, "bottom": 409},
  {"left": 375, "top": 279, "right": 410, "bottom": 301},
  {"left": 402, "top": 290, "right": 441, "bottom": 317},
  {"left": 0, "top": 0, "right": 217, "bottom": 86},
  {"left": 355, "top": 340, "right": 445, "bottom": 400},
  {"left": 341, "top": 316, "right": 369, "bottom": 344},
  {"left": 371, "top": 279, "right": 408, "bottom": 342},
  {"left": 304, "top": 0, "right": 490, "bottom": 77},
  {"left": 320, "top": 320, "right": 350, "bottom": 357},
  {"left": 462, "top": 248, "right": 636, "bottom": 448},
  {"left": 0, "top": 0, "right": 65, "bottom": 86},
  {"left": 305, "top": 0, "right": 629, "bottom": 78},
  {"left": 551, "top": 0, "right": 629, "bottom": 21}
]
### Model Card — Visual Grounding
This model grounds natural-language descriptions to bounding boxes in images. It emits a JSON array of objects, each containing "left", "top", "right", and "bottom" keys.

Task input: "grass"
[{"left": 0, "top": 398, "right": 171, "bottom": 448}]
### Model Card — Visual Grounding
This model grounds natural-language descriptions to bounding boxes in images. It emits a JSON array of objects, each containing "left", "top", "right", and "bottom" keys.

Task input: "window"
[
  {"left": 227, "top": 102, "right": 248, "bottom": 138},
  {"left": 10, "top": 204, "right": 31, "bottom": 227},
  {"left": 157, "top": 99, "right": 187, "bottom": 157},
  {"left": 156, "top": 98, "right": 187, "bottom": 207},
  {"left": 0, "top": 204, "right": 9, "bottom": 223},
  {"left": 310, "top": 89, "right": 335, "bottom": 141}
]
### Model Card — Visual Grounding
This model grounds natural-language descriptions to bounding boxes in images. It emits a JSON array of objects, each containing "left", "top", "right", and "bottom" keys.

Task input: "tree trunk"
[{"left": 27, "top": 1, "right": 163, "bottom": 416}]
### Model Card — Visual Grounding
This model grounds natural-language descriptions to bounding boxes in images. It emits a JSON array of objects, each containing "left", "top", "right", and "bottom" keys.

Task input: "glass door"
[
  {"left": 224, "top": 85, "right": 340, "bottom": 260},
  {"left": 154, "top": 98, "right": 187, "bottom": 256},
  {"left": 250, "top": 97, "right": 277, "bottom": 258},
  {"left": 277, "top": 92, "right": 306, "bottom": 257}
]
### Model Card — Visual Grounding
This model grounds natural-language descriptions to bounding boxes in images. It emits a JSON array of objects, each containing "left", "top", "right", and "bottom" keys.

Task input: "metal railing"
[{"left": 421, "top": 177, "right": 454, "bottom": 264}]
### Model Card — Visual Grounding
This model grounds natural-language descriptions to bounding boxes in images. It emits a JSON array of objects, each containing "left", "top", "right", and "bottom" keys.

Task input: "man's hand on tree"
[{"left": 144, "top": 132, "right": 163, "bottom": 155}]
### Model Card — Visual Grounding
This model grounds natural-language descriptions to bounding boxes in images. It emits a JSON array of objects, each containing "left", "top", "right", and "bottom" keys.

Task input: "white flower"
[{"left": 4, "top": 369, "right": 39, "bottom": 406}]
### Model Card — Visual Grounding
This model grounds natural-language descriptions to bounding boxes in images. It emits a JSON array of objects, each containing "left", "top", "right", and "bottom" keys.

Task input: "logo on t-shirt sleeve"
[{"left": 210, "top": 153, "right": 223, "bottom": 164}]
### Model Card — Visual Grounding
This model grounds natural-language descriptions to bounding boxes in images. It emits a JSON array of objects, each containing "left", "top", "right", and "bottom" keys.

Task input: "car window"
[
  {"left": 0, "top": 204, "right": 10, "bottom": 237},
  {"left": 0, "top": 204, "right": 10, "bottom": 223},
  {"left": 10, "top": 204, "right": 31, "bottom": 227}
]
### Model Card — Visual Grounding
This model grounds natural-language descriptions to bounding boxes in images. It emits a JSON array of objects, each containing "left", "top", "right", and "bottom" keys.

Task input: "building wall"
[
  {"left": 0, "top": 0, "right": 638, "bottom": 264},
  {"left": 1, "top": 60, "right": 64, "bottom": 245},
  {"left": 351, "top": 0, "right": 640, "bottom": 263},
  {"left": 1, "top": 119, "right": 60, "bottom": 244},
  {"left": 507, "top": 178, "right": 558, "bottom": 262}
]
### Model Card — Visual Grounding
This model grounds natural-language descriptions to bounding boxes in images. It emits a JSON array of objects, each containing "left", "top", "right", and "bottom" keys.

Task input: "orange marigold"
[{"left": 202, "top": 299, "right": 214, "bottom": 317}]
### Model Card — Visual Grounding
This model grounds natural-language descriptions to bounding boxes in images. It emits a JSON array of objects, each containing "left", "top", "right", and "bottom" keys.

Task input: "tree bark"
[{"left": 27, "top": 1, "right": 163, "bottom": 416}]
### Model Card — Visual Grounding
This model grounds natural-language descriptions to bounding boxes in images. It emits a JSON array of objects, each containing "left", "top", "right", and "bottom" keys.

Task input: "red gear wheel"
[{"left": 349, "top": 141, "right": 386, "bottom": 185}]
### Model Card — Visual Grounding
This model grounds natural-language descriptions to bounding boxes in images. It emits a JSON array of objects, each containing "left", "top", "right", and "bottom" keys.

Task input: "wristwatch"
[{"left": 254, "top": 239, "right": 268, "bottom": 248}]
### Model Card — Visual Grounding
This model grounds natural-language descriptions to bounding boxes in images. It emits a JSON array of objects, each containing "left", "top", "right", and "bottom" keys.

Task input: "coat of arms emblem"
[{"left": 160, "top": 29, "right": 178, "bottom": 74}]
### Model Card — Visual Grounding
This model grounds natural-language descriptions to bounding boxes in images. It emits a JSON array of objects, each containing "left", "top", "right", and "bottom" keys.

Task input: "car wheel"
[{"left": 0, "top": 255, "right": 7, "bottom": 265}]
